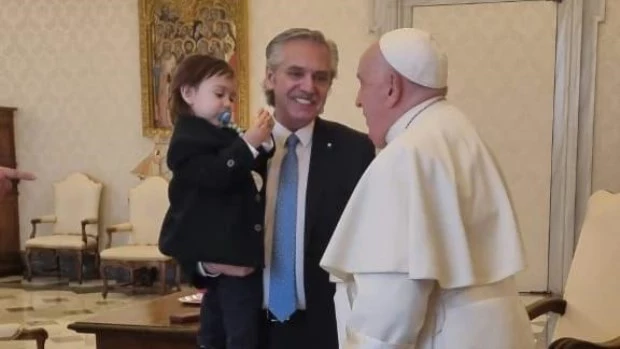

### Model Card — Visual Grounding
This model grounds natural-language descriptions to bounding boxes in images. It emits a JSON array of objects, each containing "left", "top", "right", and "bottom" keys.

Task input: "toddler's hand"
[{"left": 243, "top": 108, "right": 274, "bottom": 148}]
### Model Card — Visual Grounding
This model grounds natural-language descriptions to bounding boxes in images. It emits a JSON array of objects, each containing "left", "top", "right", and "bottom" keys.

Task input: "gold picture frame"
[{"left": 138, "top": 0, "right": 249, "bottom": 138}]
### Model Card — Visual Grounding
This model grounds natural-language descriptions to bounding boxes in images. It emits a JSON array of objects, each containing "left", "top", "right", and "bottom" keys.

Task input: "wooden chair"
[
  {"left": 527, "top": 190, "right": 620, "bottom": 348},
  {"left": 0, "top": 323, "right": 48, "bottom": 349},
  {"left": 24, "top": 172, "right": 103, "bottom": 284},
  {"left": 100, "top": 176, "right": 180, "bottom": 298}
]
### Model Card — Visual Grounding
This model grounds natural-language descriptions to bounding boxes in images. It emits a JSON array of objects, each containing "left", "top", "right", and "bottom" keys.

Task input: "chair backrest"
[
  {"left": 553, "top": 190, "right": 620, "bottom": 342},
  {"left": 128, "top": 176, "right": 169, "bottom": 245},
  {"left": 53, "top": 172, "right": 103, "bottom": 236}
]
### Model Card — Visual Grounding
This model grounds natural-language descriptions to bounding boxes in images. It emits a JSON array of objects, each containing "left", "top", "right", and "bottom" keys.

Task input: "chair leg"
[
  {"left": 37, "top": 334, "right": 47, "bottom": 349},
  {"left": 25, "top": 249, "right": 33, "bottom": 282},
  {"left": 16, "top": 327, "right": 48, "bottom": 349},
  {"left": 101, "top": 263, "right": 108, "bottom": 299},
  {"left": 129, "top": 267, "right": 135, "bottom": 295},
  {"left": 94, "top": 252, "right": 101, "bottom": 279},
  {"left": 160, "top": 262, "right": 167, "bottom": 295},
  {"left": 56, "top": 251, "right": 61, "bottom": 279},
  {"left": 77, "top": 251, "right": 83, "bottom": 284},
  {"left": 175, "top": 262, "right": 181, "bottom": 291}
]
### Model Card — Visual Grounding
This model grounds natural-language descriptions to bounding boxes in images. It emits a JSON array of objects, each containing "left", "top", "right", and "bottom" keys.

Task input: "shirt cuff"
[
  {"left": 197, "top": 262, "right": 220, "bottom": 277},
  {"left": 261, "top": 135, "right": 275, "bottom": 152},
  {"left": 243, "top": 139, "right": 259, "bottom": 158},
  {"left": 243, "top": 139, "right": 258, "bottom": 159}
]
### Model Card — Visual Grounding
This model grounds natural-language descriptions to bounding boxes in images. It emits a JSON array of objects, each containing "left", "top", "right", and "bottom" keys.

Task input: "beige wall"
[
  {"left": 592, "top": 0, "right": 620, "bottom": 193},
  {"left": 2, "top": 0, "right": 619, "bottom": 248},
  {"left": 0, "top": 0, "right": 373, "bottom": 244}
]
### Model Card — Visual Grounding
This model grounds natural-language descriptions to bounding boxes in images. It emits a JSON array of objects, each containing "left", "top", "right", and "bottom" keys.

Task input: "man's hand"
[
  {"left": 0, "top": 166, "right": 36, "bottom": 199},
  {"left": 203, "top": 262, "right": 255, "bottom": 277}
]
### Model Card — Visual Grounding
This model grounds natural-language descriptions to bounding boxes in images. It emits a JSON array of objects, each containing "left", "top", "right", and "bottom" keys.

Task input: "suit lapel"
[{"left": 304, "top": 118, "right": 334, "bottom": 247}]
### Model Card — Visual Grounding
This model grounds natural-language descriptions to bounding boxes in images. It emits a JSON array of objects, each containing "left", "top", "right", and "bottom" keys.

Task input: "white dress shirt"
[{"left": 263, "top": 120, "right": 314, "bottom": 309}]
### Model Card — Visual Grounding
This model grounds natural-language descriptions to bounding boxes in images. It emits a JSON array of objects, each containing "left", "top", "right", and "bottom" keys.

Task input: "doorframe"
[{"left": 367, "top": 0, "right": 606, "bottom": 294}]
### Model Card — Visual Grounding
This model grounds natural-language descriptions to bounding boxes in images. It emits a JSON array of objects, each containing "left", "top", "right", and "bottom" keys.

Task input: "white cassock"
[{"left": 320, "top": 97, "right": 536, "bottom": 349}]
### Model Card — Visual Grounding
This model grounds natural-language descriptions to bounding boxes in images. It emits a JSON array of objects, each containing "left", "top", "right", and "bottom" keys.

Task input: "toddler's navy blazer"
[{"left": 159, "top": 115, "right": 274, "bottom": 267}]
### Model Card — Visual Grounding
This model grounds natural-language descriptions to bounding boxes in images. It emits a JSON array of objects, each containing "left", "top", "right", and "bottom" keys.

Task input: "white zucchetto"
[{"left": 379, "top": 28, "right": 448, "bottom": 88}]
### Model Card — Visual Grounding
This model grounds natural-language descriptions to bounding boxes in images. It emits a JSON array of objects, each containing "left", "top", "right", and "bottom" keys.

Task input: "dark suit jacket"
[
  {"left": 290, "top": 118, "right": 374, "bottom": 349},
  {"left": 158, "top": 115, "right": 274, "bottom": 268},
  {"left": 188, "top": 118, "right": 375, "bottom": 349}
]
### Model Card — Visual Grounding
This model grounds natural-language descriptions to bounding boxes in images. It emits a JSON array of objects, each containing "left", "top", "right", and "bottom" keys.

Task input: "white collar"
[
  {"left": 273, "top": 119, "right": 315, "bottom": 148},
  {"left": 385, "top": 96, "right": 444, "bottom": 144}
]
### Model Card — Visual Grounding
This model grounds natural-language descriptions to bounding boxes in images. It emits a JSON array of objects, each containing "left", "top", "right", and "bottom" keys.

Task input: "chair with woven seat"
[
  {"left": 24, "top": 172, "right": 103, "bottom": 284},
  {"left": 100, "top": 176, "right": 180, "bottom": 298}
]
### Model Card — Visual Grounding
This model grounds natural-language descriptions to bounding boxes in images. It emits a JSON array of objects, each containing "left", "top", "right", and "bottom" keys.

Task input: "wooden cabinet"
[{"left": 0, "top": 106, "right": 22, "bottom": 276}]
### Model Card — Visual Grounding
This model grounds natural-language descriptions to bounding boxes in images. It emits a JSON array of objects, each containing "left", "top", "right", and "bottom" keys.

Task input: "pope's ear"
[{"left": 385, "top": 73, "right": 402, "bottom": 108}]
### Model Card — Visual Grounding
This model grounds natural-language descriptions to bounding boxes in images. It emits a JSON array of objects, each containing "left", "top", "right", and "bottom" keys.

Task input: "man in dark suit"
[{"left": 195, "top": 28, "right": 375, "bottom": 349}]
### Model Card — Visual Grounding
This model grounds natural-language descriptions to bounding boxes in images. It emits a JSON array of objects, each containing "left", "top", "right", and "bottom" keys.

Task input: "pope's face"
[{"left": 355, "top": 46, "right": 393, "bottom": 148}]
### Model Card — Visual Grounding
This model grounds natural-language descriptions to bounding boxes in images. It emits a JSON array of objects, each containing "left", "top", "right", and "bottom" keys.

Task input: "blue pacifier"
[{"left": 217, "top": 109, "right": 232, "bottom": 125}]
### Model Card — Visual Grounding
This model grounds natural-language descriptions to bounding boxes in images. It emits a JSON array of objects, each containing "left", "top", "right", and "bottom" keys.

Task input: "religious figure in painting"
[{"left": 149, "top": 1, "right": 240, "bottom": 130}]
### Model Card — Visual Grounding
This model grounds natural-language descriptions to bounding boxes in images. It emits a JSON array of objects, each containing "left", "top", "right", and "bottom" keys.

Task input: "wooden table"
[{"left": 68, "top": 291, "right": 201, "bottom": 349}]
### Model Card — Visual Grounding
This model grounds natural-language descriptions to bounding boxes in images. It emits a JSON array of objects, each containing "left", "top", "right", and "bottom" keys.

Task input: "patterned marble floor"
[
  {"left": 0, "top": 285, "right": 163, "bottom": 349},
  {"left": 0, "top": 285, "right": 551, "bottom": 349}
]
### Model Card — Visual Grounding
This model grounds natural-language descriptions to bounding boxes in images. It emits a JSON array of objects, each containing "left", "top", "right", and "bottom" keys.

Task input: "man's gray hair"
[{"left": 263, "top": 28, "right": 339, "bottom": 106}]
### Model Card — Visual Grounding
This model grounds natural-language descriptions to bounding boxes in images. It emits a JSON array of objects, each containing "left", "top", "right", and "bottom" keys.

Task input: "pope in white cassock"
[{"left": 319, "top": 28, "right": 536, "bottom": 349}]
